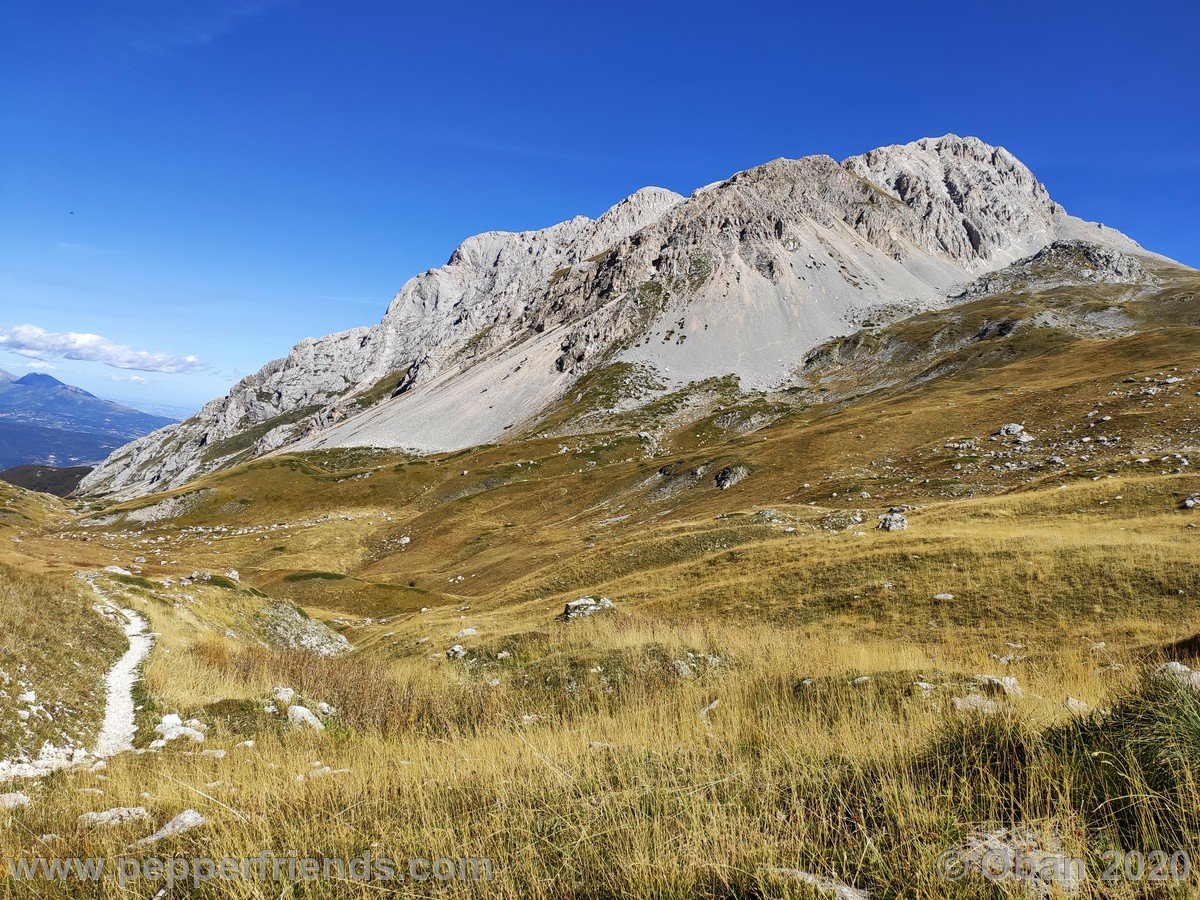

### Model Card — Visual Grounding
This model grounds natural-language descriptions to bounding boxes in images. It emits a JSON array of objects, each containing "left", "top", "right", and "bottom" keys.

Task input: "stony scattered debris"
[
  {"left": 670, "top": 660, "right": 693, "bottom": 679},
  {"left": 933, "top": 593, "right": 955, "bottom": 601},
  {"left": 876, "top": 511, "right": 907, "bottom": 531},
  {"left": 997, "top": 423, "right": 1025, "bottom": 436},
  {"left": 445, "top": 644, "right": 467, "bottom": 660},
  {"left": 556, "top": 596, "right": 614, "bottom": 622},
  {"left": 130, "top": 809, "right": 205, "bottom": 847},
  {"left": 153, "top": 714, "right": 206, "bottom": 745},
  {"left": 455, "top": 627, "right": 478, "bottom": 638},
  {"left": 699, "top": 699, "right": 720, "bottom": 721}
]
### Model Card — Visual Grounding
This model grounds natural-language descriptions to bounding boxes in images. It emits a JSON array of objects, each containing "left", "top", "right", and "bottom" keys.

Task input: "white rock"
[
  {"left": 973, "top": 674, "right": 1023, "bottom": 698},
  {"left": 130, "top": 809, "right": 205, "bottom": 847},
  {"left": 0, "top": 791, "right": 31, "bottom": 810},
  {"left": 154, "top": 716, "right": 205, "bottom": 744},
  {"left": 953, "top": 694, "right": 1001, "bottom": 714},
  {"left": 271, "top": 686, "right": 296, "bottom": 704},
  {"left": 1064, "top": 697, "right": 1091, "bottom": 715},
  {"left": 1159, "top": 660, "right": 1200, "bottom": 690},
  {"left": 286, "top": 705, "right": 325, "bottom": 730},
  {"left": 77, "top": 806, "right": 151, "bottom": 828}
]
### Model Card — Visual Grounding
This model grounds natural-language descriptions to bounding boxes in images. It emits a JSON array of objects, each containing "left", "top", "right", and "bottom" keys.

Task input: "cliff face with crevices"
[{"left": 80, "top": 135, "right": 1161, "bottom": 500}]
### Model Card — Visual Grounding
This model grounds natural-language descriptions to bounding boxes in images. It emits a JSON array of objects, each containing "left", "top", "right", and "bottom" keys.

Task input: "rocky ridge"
[{"left": 81, "top": 135, "right": 1164, "bottom": 500}]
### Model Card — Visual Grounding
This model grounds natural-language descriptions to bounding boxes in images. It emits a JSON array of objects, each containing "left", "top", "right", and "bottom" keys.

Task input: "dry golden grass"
[{"left": 3, "top": 612, "right": 1198, "bottom": 898}]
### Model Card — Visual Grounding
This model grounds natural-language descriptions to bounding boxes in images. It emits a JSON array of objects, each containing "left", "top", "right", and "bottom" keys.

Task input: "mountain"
[
  {"left": 0, "top": 373, "right": 176, "bottom": 469},
  {"left": 80, "top": 135, "right": 1179, "bottom": 499},
  {"left": 0, "top": 369, "right": 15, "bottom": 383}
]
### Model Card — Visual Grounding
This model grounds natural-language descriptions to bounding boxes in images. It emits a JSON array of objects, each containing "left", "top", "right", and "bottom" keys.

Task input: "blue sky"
[{"left": 2, "top": 0, "right": 1197, "bottom": 414}]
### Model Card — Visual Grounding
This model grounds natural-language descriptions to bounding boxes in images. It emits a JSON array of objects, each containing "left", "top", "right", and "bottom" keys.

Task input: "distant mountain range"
[{"left": 0, "top": 370, "right": 177, "bottom": 470}]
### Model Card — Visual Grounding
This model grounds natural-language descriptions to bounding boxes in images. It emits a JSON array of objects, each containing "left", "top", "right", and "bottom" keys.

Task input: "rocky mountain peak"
[{"left": 841, "top": 134, "right": 1055, "bottom": 268}]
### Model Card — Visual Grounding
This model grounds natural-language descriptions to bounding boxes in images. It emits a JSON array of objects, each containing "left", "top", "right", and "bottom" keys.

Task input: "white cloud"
[
  {"left": 0, "top": 325, "right": 203, "bottom": 374},
  {"left": 104, "top": 373, "right": 150, "bottom": 384}
]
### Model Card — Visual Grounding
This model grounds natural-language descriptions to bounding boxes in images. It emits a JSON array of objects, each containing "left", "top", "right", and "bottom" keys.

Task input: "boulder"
[
  {"left": 714, "top": 465, "right": 751, "bottom": 490},
  {"left": 876, "top": 512, "right": 907, "bottom": 531},
  {"left": 556, "top": 597, "right": 614, "bottom": 622}
]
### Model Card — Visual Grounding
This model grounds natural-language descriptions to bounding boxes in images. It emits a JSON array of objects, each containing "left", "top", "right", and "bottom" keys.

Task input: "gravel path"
[{"left": 92, "top": 604, "right": 153, "bottom": 757}]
